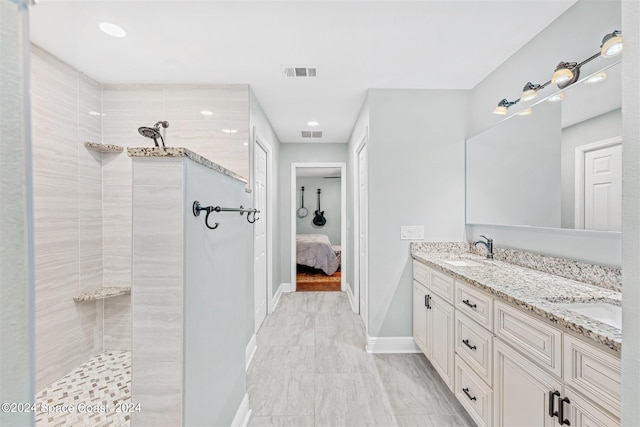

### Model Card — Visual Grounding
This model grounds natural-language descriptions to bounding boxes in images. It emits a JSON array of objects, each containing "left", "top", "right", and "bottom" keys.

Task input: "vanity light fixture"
[
  {"left": 545, "top": 92, "right": 565, "bottom": 103},
  {"left": 551, "top": 61, "right": 580, "bottom": 88},
  {"left": 492, "top": 98, "right": 518, "bottom": 115},
  {"left": 601, "top": 30, "right": 623, "bottom": 58},
  {"left": 585, "top": 71, "right": 607, "bottom": 84},
  {"left": 98, "top": 22, "right": 127, "bottom": 38},
  {"left": 520, "top": 82, "right": 543, "bottom": 102},
  {"left": 492, "top": 30, "right": 622, "bottom": 115},
  {"left": 517, "top": 108, "right": 532, "bottom": 116}
]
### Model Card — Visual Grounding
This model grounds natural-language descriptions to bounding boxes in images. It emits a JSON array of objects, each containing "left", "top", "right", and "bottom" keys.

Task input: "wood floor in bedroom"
[
  {"left": 296, "top": 265, "right": 341, "bottom": 292},
  {"left": 246, "top": 292, "right": 475, "bottom": 427}
]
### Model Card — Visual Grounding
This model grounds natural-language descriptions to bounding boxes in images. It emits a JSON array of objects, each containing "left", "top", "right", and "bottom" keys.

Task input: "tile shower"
[{"left": 30, "top": 44, "right": 250, "bottom": 426}]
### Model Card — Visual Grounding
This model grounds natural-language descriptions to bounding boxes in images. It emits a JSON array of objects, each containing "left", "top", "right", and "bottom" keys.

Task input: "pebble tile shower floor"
[
  {"left": 247, "top": 292, "right": 475, "bottom": 426},
  {"left": 35, "top": 351, "right": 131, "bottom": 427}
]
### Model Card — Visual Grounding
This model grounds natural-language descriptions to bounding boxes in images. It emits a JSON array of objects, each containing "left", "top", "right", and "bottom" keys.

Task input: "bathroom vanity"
[{"left": 411, "top": 243, "right": 621, "bottom": 427}]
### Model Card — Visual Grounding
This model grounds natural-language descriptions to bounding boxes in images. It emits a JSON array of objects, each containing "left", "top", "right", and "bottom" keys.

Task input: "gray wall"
[
  {"left": 365, "top": 89, "right": 469, "bottom": 337},
  {"left": 622, "top": 0, "right": 640, "bottom": 424},
  {"left": 468, "top": 0, "right": 622, "bottom": 267},
  {"left": 296, "top": 176, "right": 342, "bottom": 246},
  {"left": 0, "top": 1, "right": 34, "bottom": 425},
  {"left": 279, "top": 143, "right": 348, "bottom": 286},
  {"left": 184, "top": 161, "right": 248, "bottom": 426},
  {"left": 561, "top": 108, "right": 622, "bottom": 228}
]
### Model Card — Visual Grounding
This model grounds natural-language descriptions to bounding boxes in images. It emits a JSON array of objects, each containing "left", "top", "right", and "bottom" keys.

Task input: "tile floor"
[
  {"left": 247, "top": 292, "right": 475, "bottom": 427},
  {"left": 35, "top": 351, "right": 131, "bottom": 427}
]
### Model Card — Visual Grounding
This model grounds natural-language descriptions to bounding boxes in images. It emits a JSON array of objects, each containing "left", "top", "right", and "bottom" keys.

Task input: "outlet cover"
[{"left": 400, "top": 226, "right": 424, "bottom": 240}]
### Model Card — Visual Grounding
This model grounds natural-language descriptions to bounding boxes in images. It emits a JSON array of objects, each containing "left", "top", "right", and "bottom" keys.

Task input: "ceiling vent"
[
  {"left": 283, "top": 67, "right": 318, "bottom": 77},
  {"left": 301, "top": 131, "right": 323, "bottom": 138}
]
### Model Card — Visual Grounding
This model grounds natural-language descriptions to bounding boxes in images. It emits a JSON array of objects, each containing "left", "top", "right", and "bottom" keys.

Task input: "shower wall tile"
[
  {"left": 31, "top": 45, "right": 105, "bottom": 390},
  {"left": 103, "top": 295, "right": 132, "bottom": 350},
  {"left": 131, "top": 361, "right": 183, "bottom": 427},
  {"left": 132, "top": 160, "right": 184, "bottom": 426}
]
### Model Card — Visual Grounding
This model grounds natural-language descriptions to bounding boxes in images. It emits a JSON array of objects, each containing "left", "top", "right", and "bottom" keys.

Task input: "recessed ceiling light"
[
  {"left": 585, "top": 71, "right": 607, "bottom": 84},
  {"left": 307, "top": 121, "right": 319, "bottom": 126},
  {"left": 243, "top": 142, "right": 248, "bottom": 146},
  {"left": 99, "top": 22, "right": 127, "bottom": 38},
  {"left": 222, "top": 129, "right": 238, "bottom": 134},
  {"left": 200, "top": 110, "right": 213, "bottom": 116},
  {"left": 88, "top": 110, "right": 105, "bottom": 116}
]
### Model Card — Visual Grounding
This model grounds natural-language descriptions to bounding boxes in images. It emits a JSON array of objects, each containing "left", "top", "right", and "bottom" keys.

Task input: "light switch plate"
[{"left": 400, "top": 225, "right": 424, "bottom": 240}]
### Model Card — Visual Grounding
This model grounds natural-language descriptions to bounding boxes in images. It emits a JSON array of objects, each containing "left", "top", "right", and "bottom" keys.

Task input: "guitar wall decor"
[
  {"left": 313, "top": 188, "right": 326, "bottom": 226},
  {"left": 297, "top": 186, "right": 308, "bottom": 218}
]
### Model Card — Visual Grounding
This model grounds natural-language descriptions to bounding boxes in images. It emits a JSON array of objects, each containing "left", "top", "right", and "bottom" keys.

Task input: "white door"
[
  {"left": 584, "top": 144, "right": 622, "bottom": 231},
  {"left": 357, "top": 142, "right": 368, "bottom": 330},
  {"left": 254, "top": 142, "right": 267, "bottom": 331}
]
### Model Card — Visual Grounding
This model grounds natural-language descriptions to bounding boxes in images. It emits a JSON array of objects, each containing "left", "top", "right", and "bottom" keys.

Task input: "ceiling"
[{"left": 29, "top": 0, "right": 575, "bottom": 143}]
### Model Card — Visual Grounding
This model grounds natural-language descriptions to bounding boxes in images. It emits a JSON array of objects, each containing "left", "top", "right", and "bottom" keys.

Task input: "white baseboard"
[
  {"left": 231, "top": 393, "right": 251, "bottom": 427},
  {"left": 281, "top": 283, "right": 293, "bottom": 293},
  {"left": 346, "top": 284, "right": 358, "bottom": 313},
  {"left": 366, "top": 336, "right": 421, "bottom": 353},
  {"left": 245, "top": 334, "right": 257, "bottom": 372}
]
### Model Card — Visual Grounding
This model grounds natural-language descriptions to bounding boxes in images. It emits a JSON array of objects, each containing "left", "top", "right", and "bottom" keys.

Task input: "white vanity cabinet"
[
  {"left": 411, "top": 258, "right": 621, "bottom": 427},
  {"left": 412, "top": 261, "right": 455, "bottom": 391}
]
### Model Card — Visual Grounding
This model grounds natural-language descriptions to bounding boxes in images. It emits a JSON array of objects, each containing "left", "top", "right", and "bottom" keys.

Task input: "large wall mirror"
[{"left": 466, "top": 58, "right": 621, "bottom": 233}]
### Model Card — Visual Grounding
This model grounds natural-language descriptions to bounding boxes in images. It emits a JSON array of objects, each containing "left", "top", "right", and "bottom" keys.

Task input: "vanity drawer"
[
  {"left": 413, "top": 260, "right": 430, "bottom": 287},
  {"left": 455, "top": 355, "right": 493, "bottom": 427},
  {"left": 455, "top": 311, "right": 493, "bottom": 386},
  {"left": 563, "top": 335, "right": 621, "bottom": 416},
  {"left": 430, "top": 269, "right": 455, "bottom": 304},
  {"left": 494, "top": 300, "right": 563, "bottom": 377},
  {"left": 455, "top": 281, "right": 493, "bottom": 330}
]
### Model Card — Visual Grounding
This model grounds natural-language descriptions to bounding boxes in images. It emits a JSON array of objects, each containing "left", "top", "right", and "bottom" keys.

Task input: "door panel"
[
  {"left": 254, "top": 143, "right": 267, "bottom": 331},
  {"left": 584, "top": 144, "right": 621, "bottom": 231}
]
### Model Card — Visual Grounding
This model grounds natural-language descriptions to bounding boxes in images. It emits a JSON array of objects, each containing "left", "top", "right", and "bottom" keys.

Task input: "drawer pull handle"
[
  {"left": 549, "top": 390, "right": 560, "bottom": 418},
  {"left": 462, "top": 299, "right": 477, "bottom": 309},
  {"left": 462, "top": 388, "right": 477, "bottom": 401},
  {"left": 558, "top": 396, "right": 570, "bottom": 426},
  {"left": 462, "top": 339, "right": 477, "bottom": 350}
]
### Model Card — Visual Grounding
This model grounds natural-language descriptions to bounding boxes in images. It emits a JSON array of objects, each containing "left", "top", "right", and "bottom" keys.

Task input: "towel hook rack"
[{"left": 192, "top": 200, "right": 260, "bottom": 230}]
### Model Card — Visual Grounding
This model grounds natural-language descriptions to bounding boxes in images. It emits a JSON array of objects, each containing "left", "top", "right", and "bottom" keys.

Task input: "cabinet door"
[
  {"left": 413, "top": 281, "right": 428, "bottom": 355},
  {"left": 563, "top": 387, "right": 620, "bottom": 427},
  {"left": 428, "top": 293, "right": 454, "bottom": 390},
  {"left": 494, "top": 340, "right": 562, "bottom": 427}
]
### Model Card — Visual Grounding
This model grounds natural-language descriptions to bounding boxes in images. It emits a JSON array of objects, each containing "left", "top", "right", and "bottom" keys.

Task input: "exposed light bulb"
[{"left": 601, "top": 31, "right": 623, "bottom": 58}]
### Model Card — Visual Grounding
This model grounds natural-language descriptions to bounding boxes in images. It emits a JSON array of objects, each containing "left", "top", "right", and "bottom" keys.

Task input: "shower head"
[
  {"left": 138, "top": 120, "right": 169, "bottom": 148},
  {"left": 138, "top": 126, "right": 164, "bottom": 147}
]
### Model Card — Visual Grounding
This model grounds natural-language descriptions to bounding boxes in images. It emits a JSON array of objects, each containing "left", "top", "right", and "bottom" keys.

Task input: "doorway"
[{"left": 291, "top": 163, "right": 346, "bottom": 294}]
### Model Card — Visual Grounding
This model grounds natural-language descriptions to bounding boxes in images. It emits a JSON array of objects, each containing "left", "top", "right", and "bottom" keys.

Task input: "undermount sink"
[
  {"left": 559, "top": 302, "right": 621, "bottom": 329},
  {"left": 443, "top": 259, "right": 483, "bottom": 267}
]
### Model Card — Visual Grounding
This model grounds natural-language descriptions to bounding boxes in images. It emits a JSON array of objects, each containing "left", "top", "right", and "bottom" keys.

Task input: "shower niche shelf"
[
  {"left": 84, "top": 141, "right": 124, "bottom": 154},
  {"left": 73, "top": 287, "right": 131, "bottom": 302}
]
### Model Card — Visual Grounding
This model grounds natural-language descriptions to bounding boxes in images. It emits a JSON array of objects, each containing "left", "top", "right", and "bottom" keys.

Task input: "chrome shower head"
[{"left": 138, "top": 121, "right": 169, "bottom": 148}]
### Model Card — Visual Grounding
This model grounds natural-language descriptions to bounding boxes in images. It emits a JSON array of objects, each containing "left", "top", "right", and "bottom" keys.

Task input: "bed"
[{"left": 296, "top": 234, "right": 340, "bottom": 276}]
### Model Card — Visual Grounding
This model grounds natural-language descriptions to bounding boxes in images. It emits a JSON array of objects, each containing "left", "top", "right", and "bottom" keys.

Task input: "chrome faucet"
[{"left": 473, "top": 235, "right": 494, "bottom": 259}]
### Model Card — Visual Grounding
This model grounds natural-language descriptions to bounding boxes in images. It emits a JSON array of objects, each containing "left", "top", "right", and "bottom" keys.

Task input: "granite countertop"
[
  {"left": 127, "top": 147, "right": 247, "bottom": 184},
  {"left": 411, "top": 249, "right": 622, "bottom": 353}
]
